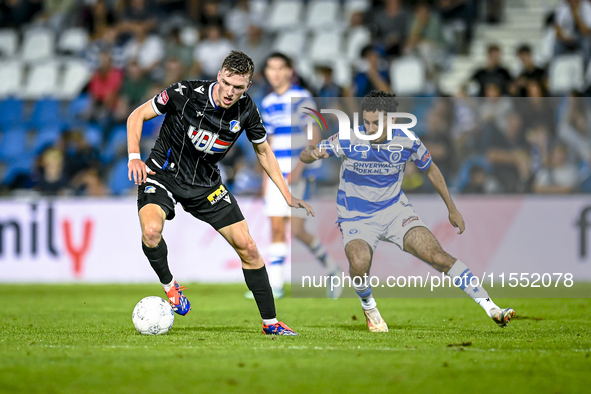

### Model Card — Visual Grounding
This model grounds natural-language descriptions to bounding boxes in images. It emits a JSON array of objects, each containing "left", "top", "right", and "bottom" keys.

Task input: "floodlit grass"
[{"left": 0, "top": 284, "right": 590, "bottom": 393}]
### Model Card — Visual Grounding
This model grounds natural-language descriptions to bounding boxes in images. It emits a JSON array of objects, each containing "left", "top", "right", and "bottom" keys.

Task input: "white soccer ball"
[{"left": 132, "top": 296, "right": 175, "bottom": 335}]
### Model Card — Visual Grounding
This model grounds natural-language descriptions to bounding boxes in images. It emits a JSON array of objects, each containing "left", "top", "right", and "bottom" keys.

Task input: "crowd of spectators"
[{"left": 0, "top": 0, "right": 590, "bottom": 197}]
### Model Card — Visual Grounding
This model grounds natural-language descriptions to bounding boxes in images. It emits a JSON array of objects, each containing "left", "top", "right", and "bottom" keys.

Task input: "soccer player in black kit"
[{"left": 127, "top": 51, "right": 311, "bottom": 335}]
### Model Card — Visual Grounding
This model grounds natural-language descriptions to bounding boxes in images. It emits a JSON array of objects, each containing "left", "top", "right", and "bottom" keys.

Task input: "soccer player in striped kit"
[
  {"left": 257, "top": 52, "right": 341, "bottom": 299},
  {"left": 301, "top": 90, "right": 515, "bottom": 332}
]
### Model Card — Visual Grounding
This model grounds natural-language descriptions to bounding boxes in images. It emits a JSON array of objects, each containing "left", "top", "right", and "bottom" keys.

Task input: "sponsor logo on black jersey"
[
  {"left": 207, "top": 185, "right": 231, "bottom": 205},
  {"left": 187, "top": 125, "right": 232, "bottom": 154}
]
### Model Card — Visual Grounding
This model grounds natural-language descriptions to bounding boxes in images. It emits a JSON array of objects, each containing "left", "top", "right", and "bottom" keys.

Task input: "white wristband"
[{"left": 128, "top": 153, "right": 142, "bottom": 161}]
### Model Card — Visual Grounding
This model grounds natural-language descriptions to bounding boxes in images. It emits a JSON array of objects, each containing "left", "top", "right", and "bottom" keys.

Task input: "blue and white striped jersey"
[
  {"left": 318, "top": 129, "right": 432, "bottom": 222},
  {"left": 261, "top": 85, "right": 316, "bottom": 175}
]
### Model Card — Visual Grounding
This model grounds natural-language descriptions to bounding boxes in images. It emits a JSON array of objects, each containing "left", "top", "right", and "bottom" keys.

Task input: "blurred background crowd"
[{"left": 0, "top": 0, "right": 591, "bottom": 197}]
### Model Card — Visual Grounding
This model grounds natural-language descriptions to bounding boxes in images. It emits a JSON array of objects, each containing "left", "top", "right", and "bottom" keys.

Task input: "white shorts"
[
  {"left": 338, "top": 201, "right": 427, "bottom": 251},
  {"left": 264, "top": 177, "right": 307, "bottom": 218}
]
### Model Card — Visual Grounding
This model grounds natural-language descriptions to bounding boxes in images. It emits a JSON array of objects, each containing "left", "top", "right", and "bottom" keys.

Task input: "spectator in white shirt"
[{"left": 554, "top": 0, "right": 591, "bottom": 63}]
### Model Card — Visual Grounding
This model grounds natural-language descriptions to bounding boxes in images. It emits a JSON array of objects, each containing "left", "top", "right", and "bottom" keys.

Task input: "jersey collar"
[{"left": 209, "top": 82, "right": 220, "bottom": 109}]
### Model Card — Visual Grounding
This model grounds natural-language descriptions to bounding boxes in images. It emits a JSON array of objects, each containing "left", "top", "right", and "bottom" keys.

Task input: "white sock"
[
  {"left": 447, "top": 260, "right": 499, "bottom": 317},
  {"left": 353, "top": 276, "right": 377, "bottom": 310},
  {"left": 162, "top": 278, "right": 175, "bottom": 292},
  {"left": 267, "top": 242, "right": 287, "bottom": 291},
  {"left": 263, "top": 318, "right": 278, "bottom": 325}
]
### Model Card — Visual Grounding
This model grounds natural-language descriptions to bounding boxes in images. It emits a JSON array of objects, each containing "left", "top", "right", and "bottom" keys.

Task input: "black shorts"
[{"left": 137, "top": 169, "right": 244, "bottom": 231}]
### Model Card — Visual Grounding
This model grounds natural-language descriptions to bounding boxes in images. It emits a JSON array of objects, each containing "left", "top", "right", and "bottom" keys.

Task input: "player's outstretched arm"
[
  {"left": 253, "top": 140, "right": 315, "bottom": 217},
  {"left": 424, "top": 162, "right": 466, "bottom": 234},
  {"left": 127, "top": 100, "right": 158, "bottom": 185},
  {"left": 300, "top": 145, "right": 330, "bottom": 164}
]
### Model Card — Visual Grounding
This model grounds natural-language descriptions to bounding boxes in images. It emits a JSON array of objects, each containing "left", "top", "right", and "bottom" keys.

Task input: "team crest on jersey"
[
  {"left": 157, "top": 91, "right": 169, "bottom": 105},
  {"left": 230, "top": 120, "right": 241, "bottom": 133},
  {"left": 144, "top": 186, "right": 156, "bottom": 194},
  {"left": 390, "top": 151, "right": 402, "bottom": 163},
  {"left": 187, "top": 125, "right": 232, "bottom": 154},
  {"left": 349, "top": 229, "right": 359, "bottom": 235}
]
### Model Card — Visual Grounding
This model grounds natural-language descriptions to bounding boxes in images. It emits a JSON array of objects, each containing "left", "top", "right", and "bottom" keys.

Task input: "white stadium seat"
[
  {"left": 345, "top": 27, "right": 371, "bottom": 60},
  {"left": 549, "top": 54, "right": 584, "bottom": 94},
  {"left": 59, "top": 60, "right": 92, "bottom": 100},
  {"left": 0, "top": 29, "right": 18, "bottom": 58},
  {"left": 332, "top": 58, "right": 352, "bottom": 88},
  {"left": 309, "top": 31, "right": 343, "bottom": 63},
  {"left": 344, "top": 0, "right": 370, "bottom": 21},
  {"left": 306, "top": 0, "right": 341, "bottom": 31},
  {"left": 267, "top": 0, "right": 303, "bottom": 31},
  {"left": 21, "top": 28, "right": 55, "bottom": 63},
  {"left": 58, "top": 28, "right": 89, "bottom": 55},
  {"left": 0, "top": 61, "right": 23, "bottom": 98},
  {"left": 390, "top": 56, "right": 427, "bottom": 96},
  {"left": 23, "top": 62, "right": 59, "bottom": 99},
  {"left": 274, "top": 29, "right": 307, "bottom": 59}
]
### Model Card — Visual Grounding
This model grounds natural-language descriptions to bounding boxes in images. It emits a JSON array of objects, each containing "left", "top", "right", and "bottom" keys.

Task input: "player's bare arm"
[
  {"left": 300, "top": 145, "right": 330, "bottom": 164},
  {"left": 424, "top": 162, "right": 465, "bottom": 234},
  {"left": 127, "top": 100, "right": 158, "bottom": 185},
  {"left": 254, "top": 140, "right": 315, "bottom": 216}
]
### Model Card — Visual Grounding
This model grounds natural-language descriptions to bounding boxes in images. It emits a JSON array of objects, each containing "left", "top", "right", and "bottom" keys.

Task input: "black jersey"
[{"left": 148, "top": 80, "right": 267, "bottom": 187}]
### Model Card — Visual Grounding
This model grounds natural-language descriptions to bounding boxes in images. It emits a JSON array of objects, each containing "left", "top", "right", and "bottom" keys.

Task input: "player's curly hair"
[
  {"left": 221, "top": 50, "right": 255, "bottom": 79},
  {"left": 361, "top": 90, "right": 399, "bottom": 113}
]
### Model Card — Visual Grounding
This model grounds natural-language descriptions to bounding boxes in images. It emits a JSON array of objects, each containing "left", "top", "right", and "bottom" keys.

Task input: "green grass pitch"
[{"left": 0, "top": 284, "right": 590, "bottom": 394}]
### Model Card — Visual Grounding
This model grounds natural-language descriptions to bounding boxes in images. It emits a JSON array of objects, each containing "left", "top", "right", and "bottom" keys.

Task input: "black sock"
[
  {"left": 142, "top": 238, "right": 173, "bottom": 284},
  {"left": 243, "top": 266, "right": 276, "bottom": 320}
]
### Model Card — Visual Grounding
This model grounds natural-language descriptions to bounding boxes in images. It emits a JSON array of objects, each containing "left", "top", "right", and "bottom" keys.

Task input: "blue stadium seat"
[
  {"left": 101, "top": 125, "right": 127, "bottom": 164},
  {"left": 1, "top": 155, "right": 34, "bottom": 186},
  {"left": 0, "top": 126, "right": 28, "bottom": 161},
  {"left": 66, "top": 94, "right": 90, "bottom": 126},
  {"left": 108, "top": 158, "right": 135, "bottom": 195},
  {"left": 29, "top": 98, "right": 63, "bottom": 129},
  {"left": 32, "top": 126, "right": 62, "bottom": 155},
  {"left": 453, "top": 156, "right": 491, "bottom": 192},
  {"left": 142, "top": 116, "right": 164, "bottom": 136},
  {"left": 83, "top": 123, "right": 104, "bottom": 147},
  {"left": 0, "top": 99, "right": 25, "bottom": 128}
]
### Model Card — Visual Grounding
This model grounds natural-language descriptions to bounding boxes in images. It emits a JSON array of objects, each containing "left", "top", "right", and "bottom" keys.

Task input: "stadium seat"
[
  {"left": 32, "top": 125, "right": 62, "bottom": 154},
  {"left": 101, "top": 125, "right": 127, "bottom": 164},
  {"left": 0, "top": 61, "right": 24, "bottom": 98},
  {"left": 267, "top": 0, "right": 303, "bottom": 31},
  {"left": 345, "top": 27, "right": 371, "bottom": 61},
  {"left": 274, "top": 30, "right": 307, "bottom": 59},
  {"left": 249, "top": 0, "right": 268, "bottom": 18},
  {"left": 108, "top": 158, "right": 135, "bottom": 195},
  {"left": 344, "top": 0, "right": 370, "bottom": 21},
  {"left": 83, "top": 123, "right": 104, "bottom": 148},
  {"left": 0, "top": 98, "right": 25, "bottom": 128},
  {"left": 21, "top": 28, "right": 55, "bottom": 63},
  {"left": 0, "top": 29, "right": 18, "bottom": 58},
  {"left": 309, "top": 31, "right": 343, "bottom": 63},
  {"left": 29, "top": 99, "right": 63, "bottom": 129},
  {"left": 59, "top": 59, "right": 92, "bottom": 100},
  {"left": 23, "top": 62, "right": 60, "bottom": 99},
  {"left": 332, "top": 58, "right": 353, "bottom": 88},
  {"left": 66, "top": 94, "right": 91, "bottom": 127},
  {"left": 1, "top": 155, "right": 34, "bottom": 186},
  {"left": 57, "top": 27, "right": 89, "bottom": 55},
  {"left": 306, "top": 0, "right": 341, "bottom": 31},
  {"left": 180, "top": 26, "right": 199, "bottom": 46},
  {"left": 390, "top": 56, "right": 427, "bottom": 96},
  {"left": 549, "top": 54, "right": 585, "bottom": 95},
  {"left": 0, "top": 126, "right": 28, "bottom": 161}
]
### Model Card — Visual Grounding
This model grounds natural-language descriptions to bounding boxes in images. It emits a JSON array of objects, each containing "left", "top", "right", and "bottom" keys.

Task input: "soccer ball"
[{"left": 132, "top": 296, "right": 175, "bottom": 335}]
